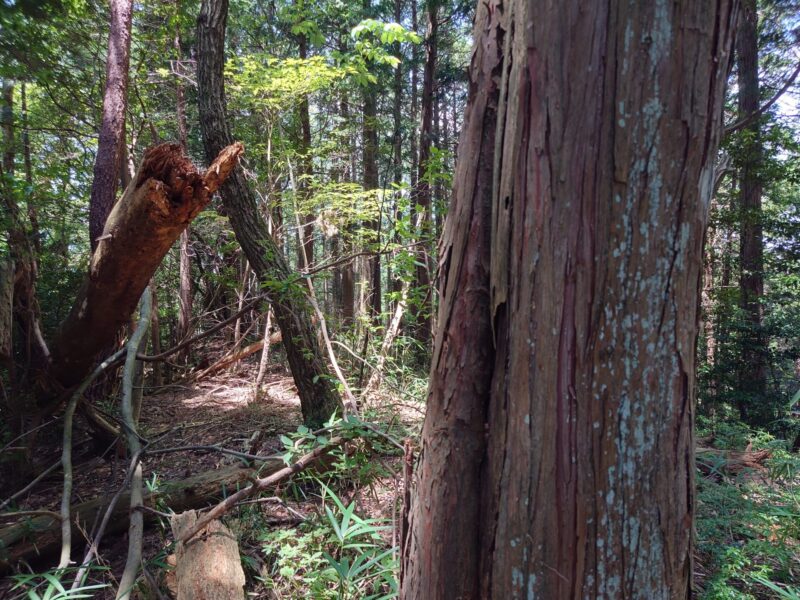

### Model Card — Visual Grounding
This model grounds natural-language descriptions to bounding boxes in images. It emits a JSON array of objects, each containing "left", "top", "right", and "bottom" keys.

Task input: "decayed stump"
[
  {"left": 170, "top": 510, "right": 245, "bottom": 600},
  {"left": 45, "top": 142, "right": 243, "bottom": 395}
]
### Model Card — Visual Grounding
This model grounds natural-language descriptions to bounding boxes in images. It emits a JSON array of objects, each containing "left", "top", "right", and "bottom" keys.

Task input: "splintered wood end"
[{"left": 203, "top": 142, "right": 244, "bottom": 193}]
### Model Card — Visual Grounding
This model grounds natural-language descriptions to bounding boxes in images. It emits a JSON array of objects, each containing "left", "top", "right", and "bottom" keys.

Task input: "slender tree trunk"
[
  {"left": 150, "top": 286, "right": 163, "bottom": 388},
  {"left": 2, "top": 81, "right": 13, "bottom": 175},
  {"left": 89, "top": 0, "right": 134, "bottom": 252},
  {"left": 196, "top": 0, "right": 342, "bottom": 427},
  {"left": 175, "top": 12, "right": 193, "bottom": 364},
  {"left": 296, "top": 34, "right": 315, "bottom": 271},
  {"left": 736, "top": 0, "right": 768, "bottom": 426},
  {"left": 20, "top": 83, "right": 38, "bottom": 254},
  {"left": 409, "top": 0, "right": 437, "bottom": 346},
  {"left": 362, "top": 0, "right": 381, "bottom": 321},
  {"left": 409, "top": 0, "right": 418, "bottom": 190},
  {"left": 401, "top": 0, "right": 737, "bottom": 597},
  {"left": 1, "top": 82, "right": 48, "bottom": 389},
  {"left": 339, "top": 94, "right": 355, "bottom": 325}
]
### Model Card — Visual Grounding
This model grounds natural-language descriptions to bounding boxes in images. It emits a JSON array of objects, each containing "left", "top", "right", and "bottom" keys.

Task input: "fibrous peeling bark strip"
[{"left": 46, "top": 142, "right": 243, "bottom": 393}]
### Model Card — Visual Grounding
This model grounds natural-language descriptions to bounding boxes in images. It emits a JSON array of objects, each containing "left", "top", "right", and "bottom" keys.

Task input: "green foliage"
[
  {"left": 9, "top": 568, "right": 109, "bottom": 600},
  {"left": 696, "top": 423, "right": 800, "bottom": 599},
  {"left": 257, "top": 481, "right": 396, "bottom": 599},
  {"left": 227, "top": 54, "right": 349, "bottom": 113}
]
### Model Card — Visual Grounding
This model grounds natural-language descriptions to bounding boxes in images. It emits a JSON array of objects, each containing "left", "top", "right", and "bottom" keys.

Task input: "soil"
[{"left": 0, "top": 348, "right": 421, "bottom": 599}]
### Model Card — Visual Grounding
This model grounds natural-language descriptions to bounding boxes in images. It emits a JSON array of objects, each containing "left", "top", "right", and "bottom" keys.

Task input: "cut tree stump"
[
  {"left": 0, "top": 462, "right": 276, "bottom": 572},
  {"left": 169, "top": 510, "right": 245, "bottom": 600}
]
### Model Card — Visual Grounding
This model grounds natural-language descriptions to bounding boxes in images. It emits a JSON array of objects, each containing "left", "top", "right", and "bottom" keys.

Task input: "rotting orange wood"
[{"left": 45, "top": 142, "right": 243, "bottom": 396}]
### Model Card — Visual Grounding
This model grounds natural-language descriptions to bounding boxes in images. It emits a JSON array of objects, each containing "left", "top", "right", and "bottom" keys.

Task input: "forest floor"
[{"left": 1, "top": 348, "right": 423, "bottom": 599}]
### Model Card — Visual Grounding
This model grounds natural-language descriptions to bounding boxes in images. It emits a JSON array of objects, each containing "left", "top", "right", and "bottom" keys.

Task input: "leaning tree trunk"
[
  {"left": 46, "top": 143, "right": 242, "bottom": 398},
  {"left": 196, "top": 0, "right": 341, "bottom": 427},
  {"left": 89, "top": 0, "right": 134, "bottom": 252},
  {"left": 401, "top": 1, "right": 738, "bottom": 598}
]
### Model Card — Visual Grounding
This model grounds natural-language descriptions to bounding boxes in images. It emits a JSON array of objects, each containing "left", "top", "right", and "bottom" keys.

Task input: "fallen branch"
[
  {"left": 189, "top": 331, "right": 281, "bottom": 382},
  {"left": 724, "top": 59, "right": 800, "bottom": 137},
  {"left": 0, "top": 464, "right": 269, "bottom": 573},
  {"left": 59, "top": 347, "right": 127, "bottom": 569},
  {"left": 178, "top": 437, "right": 344, "bottom": 544},
  {"left": 696, "top": 446, "right": 772, "bottom": 476}
]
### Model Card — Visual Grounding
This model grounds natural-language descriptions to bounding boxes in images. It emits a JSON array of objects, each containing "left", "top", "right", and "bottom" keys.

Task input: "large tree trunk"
[
  {"left": 46, "top": 143, "right": 242, "bottom": 396},
  {"left": 88, "top": 0, "right": 134, "bottom": 252},
  {"left": 736, "top": 0, "right": 768, "bottom": 427},
  {"left": 401, "top": 1, "right": 738, "bottom": 598},
  {"left": 196, "top": 0, "right": 342, "bottom": 427}
]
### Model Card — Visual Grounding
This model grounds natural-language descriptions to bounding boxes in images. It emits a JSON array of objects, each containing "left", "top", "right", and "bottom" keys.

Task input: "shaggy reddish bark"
[
  {"left": 401, "top": 1, "right": 738, "bottom": 597},
  {"left": 736, "top": 0, "right": 769, "bottom": 426}
]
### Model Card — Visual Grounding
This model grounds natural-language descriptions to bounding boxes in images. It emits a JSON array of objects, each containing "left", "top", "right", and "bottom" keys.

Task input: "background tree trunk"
[
  {"left": 296, "top": 33, "right": 315, "bottom": 271},
  {"left": 175, "top": 14, "right": 193, "bottom": 365},
  {"left": 88, "top": 0, "right": 133, "bottom": 252},
  {"left": 402, "top": 0, "right": 738, "bottom": 597},
  {"left": 362, "top": 0, "right": 382, "bottom": 321},
  {"left": 736, "top": 0, "right": 769, "bottom": 427},
  {"left": 196, "top": 0, "right": 341, "bottom": 427},
  {"left": 409, "top": 1, "right": 437, "bottom": 347}
]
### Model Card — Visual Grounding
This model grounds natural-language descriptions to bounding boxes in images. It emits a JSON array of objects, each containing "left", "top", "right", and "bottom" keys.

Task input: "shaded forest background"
[{"left": 0, "top": 0, "right": 799, "bottom": 597}]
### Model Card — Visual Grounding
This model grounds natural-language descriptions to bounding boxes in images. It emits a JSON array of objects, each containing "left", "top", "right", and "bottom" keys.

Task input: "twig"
[
  {"left": 178, "top": 436, "right": 345, "bottom": 544},
  {"left": 111, "top": 295, "right": 264, "bottom": 366},
  {"left": 141, "top": 560, "right": 169, "bottom": 600},
  {"left": 0, "top": 417, "right": 59, "bottom": 457},
  {"left": 301, "top": 240, "right": 425, "bottom": 277},
  {"left": 0, "top": 509, "right": 62, "bottom": 520},
  {"left": 725, "top": 59, "right": 800, "bottom": 136},
  {"left": 70, "top": 426, "right": 169, "bottom": 592},
  {"left": 236, "top": 496, "right": 306, "bottom": 521},
  {"left": 0, "top": 459, "right": 60, "bottom": 512},
  {"left": 146, "top": 444, "right": 282, "bottom": 464}
]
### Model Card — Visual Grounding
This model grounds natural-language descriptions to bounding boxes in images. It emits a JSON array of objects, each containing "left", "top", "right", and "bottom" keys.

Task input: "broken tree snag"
[
  {"left": 46, "top": 142, "right": 243, "bottom": 394},
  {"left": 170, "top": 510, "right": 245, "bottom": 600}
]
